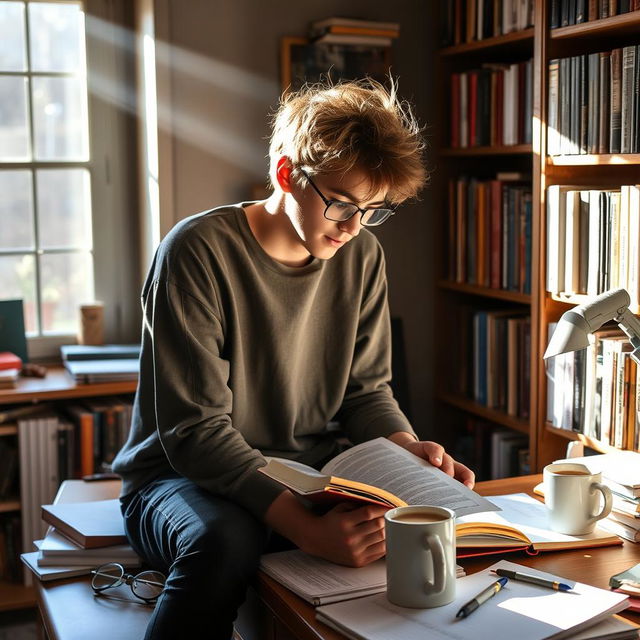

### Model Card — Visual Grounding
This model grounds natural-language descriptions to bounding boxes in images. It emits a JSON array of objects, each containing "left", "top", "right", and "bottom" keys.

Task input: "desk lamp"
[{"left": 543, "top": 288, "right": 640, "bottom": 366}]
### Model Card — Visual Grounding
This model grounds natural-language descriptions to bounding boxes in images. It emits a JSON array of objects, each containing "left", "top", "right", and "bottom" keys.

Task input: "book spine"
[{"left": 610, "top": 49, "right": 623, "bottom": 153}]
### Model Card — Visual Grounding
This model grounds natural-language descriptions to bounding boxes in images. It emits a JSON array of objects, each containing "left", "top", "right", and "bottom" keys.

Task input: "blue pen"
[{"left": 456, "top": 577, "right": 508, "bottom": 619}]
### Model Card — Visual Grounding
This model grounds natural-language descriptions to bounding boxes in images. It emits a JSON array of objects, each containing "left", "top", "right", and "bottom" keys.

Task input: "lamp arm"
[{"left": 616, "top": 308, "right": 640, "bottom": 366}]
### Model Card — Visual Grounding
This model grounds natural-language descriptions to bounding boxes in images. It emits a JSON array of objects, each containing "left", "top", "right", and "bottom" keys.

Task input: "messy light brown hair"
[{"left": 268, "top": 77, "right": 428, "bottom": 205}]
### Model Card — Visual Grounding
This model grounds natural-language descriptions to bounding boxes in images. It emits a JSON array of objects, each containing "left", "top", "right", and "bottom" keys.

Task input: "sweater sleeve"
[
  {"left": 145, "top": 274, "right": 285, "bottom": 519},
  {"left": 335, "top": 247, "right": 418, "bottom": 444}
]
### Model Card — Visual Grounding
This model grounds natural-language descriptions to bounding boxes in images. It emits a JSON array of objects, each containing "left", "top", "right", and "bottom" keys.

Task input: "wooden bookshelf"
[
  {"left": 439, "top": 393, "right": 530, "bottom": 434},
  {"left": 0, "top": 368, "right": 137, "bottom": 612},
  {"left": 0, "top": 367, "right": 137, "bottom": 405},
  {"left": 439, "top": 27, "right": 534, "bottom": 57},
  {"left": 440, "top": 144, "right": 533, "bottom": 156},
  {"left": 550, "top": 11, "right": 640, "bottom": 42},
  {"left": 437, "top": 280, "right": 532, "bottom": 304},
  {"left": 433, "top": 2, "right": 640, "bottom": 475}
]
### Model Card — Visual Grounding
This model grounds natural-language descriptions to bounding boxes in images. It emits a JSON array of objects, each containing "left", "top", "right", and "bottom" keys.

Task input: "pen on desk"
[
  {"left": 494, "top": 568, "right": 573, "bottom": 592},
  {"left": 455, "top": 577, "right": 508, "bottom": 619}
]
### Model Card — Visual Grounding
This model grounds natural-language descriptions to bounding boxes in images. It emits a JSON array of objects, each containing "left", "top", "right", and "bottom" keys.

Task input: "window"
[{"left": 0, "top": 1, "right": 94, "bottom": 338}]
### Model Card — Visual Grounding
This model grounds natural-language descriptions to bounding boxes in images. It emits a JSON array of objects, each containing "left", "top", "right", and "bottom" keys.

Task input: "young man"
[{"left": 112, "top": 79, "right": 474, "bottom": 640}]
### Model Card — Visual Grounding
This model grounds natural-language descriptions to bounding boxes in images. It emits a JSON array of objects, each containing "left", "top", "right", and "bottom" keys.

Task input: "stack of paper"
[
  {"left": 316, "top": 560, "right": 636, "bottom": 640},
  {"left": 260, "top": 549, "right": 464, "bottom": 606},
  {"left": 553, "top": 452, "right": 640, "bottom": 543},
  {"left": 61, "top": 344, "right": 140, "bottom": 383}
]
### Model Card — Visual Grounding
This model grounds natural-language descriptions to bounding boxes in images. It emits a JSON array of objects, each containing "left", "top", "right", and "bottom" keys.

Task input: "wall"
[{"left": 154, "top": 0, "right": 437, "bottom": 437}]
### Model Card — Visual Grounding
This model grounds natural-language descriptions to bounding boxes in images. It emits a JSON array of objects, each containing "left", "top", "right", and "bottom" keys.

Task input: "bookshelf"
[
  {"left": 0, "top": 369, "right": 137, "bottom": 611},
  {"left": 433, "top": 1, "right": 640, "bottom": 479}
]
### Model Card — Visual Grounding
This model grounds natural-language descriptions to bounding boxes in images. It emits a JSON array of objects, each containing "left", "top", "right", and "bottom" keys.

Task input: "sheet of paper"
[
  {"left": 458, "top": 493, "right": 615, "bottom": 546},
  {"left": 321, "top": 438, "right": 498, "bottom": 517},
  {"left": 316, "top": 560, "right": 629, "bottom": 640}
]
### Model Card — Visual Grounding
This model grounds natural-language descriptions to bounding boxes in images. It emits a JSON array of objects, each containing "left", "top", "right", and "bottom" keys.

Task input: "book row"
[
  {"left": 450, "top": 60, "right": 533, "bottom": 148},
  {"left": 548, "top": 46, "right": 640, "bottom": 156},
  {"left": 450, "top": 308, "right": 531, "bottom": 419},
  {"left": 447, "top": 176, "right": 532, "bottom": 294},
  {"left": 440, "top": 0, "right": 535, "bottom": 46},
  {"left": 550, "top": 0, "right": 640, "bottom": 28},
  {"left": 546, "top": 326, "right": 640, "bottom": 451},
  {"left": 546, "top": 185, "right": 640, "bottom": 308},
  {"left": 453, "top": 417, "right": 530, "bottom": 481},
  {"left": 0, "top": 514, "right": 21, "bottom": 583}
]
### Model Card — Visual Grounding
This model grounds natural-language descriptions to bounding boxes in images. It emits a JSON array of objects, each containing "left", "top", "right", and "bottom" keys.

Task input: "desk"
[{"left": 36, "top": 475, "right": 640, "bottom": 640}]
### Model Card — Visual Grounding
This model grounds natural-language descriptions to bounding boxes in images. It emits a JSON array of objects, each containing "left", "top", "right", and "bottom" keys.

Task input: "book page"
[
  {"left": 320, "top": 438, "right": 497, "bottom": 517},
  {"left": 457, "top": 494, "right": 617, "bottom": 547},
  {"left": 316, "top": 560, "right": 629, "bottom": 640}
]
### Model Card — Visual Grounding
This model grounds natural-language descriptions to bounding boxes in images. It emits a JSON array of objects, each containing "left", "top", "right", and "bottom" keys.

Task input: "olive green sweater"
[{"left": 112, "top": 204, "right": 415, "bottom": 519}]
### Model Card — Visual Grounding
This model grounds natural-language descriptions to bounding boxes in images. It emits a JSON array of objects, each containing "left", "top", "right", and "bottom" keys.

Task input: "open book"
[
  {"left": 259, "top": 438, "right": 497, "bottom": 518},
  {"left": 260, "top": 549, "right": 465, "bottom": 606},
  {"left": 456, "top": 493, "right": 621, "bottom": 557},
  {"left": 315, "top": 560, "right": 632, "bottom": 640}
]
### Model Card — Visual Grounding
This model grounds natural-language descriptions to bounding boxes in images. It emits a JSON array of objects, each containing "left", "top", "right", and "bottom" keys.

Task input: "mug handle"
[
  {"left": 587, "top": 482, "right": 613, "bottom": 525},
  {"left": 423, "top": 534, "right": 446, "bottom": 596}
]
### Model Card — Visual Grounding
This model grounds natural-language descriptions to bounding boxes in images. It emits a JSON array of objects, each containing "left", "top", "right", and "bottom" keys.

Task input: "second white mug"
[{"left": 543, "top": 462, "right": 613, "bottom": 535}]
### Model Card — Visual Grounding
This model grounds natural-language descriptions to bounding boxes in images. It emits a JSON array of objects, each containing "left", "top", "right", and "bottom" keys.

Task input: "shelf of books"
[
  {"left": 0, "top": 368, "right": 137, "bottom": 610},
  {"left": 434, "top": 0, "right": 536, "bottom": 481},
  {"left": 434, "top": 0, "right": 640, "bottom": 478}
]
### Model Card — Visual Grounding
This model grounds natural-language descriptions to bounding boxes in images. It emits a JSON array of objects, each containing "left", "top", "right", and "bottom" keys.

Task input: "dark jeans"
[{"left": 120, "top": 473, "right": 271, "bottom": 640}]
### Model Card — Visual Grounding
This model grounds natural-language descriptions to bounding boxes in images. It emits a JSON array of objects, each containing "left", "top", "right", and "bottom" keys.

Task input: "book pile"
[
  {"left": 440, "top": 0, "right": 535, "bottom": 46},
  {"left": 450, "top": 59, "right": 533, "bottom": 148},
  {"left": 550, "top": 0, "right": 640, "bottom": 29},
  {"left": 61, "top": 344, "right": 140, "bottom": 384},
  {"left": 548, "top": 47, "right": 640, "bottom": 156},
  {"left": 546, "top": 326, "right": 639, "bottom": 449},
  {"left": 546, "top": 185, "right": 640, "bottom": 306},
  {"left": 21, "top": 479, "right": 140, "bottom": 583},
  {"left": 447, "top": 175, "right": 532, "bottom": 293},
  {"left": 308, "top": 17, "right": 399, "bottom": 48},
  {"left": 550, "top": 452, "right": 640, "bottom": 543},
  {"left": 0, "top": 352, "right": 21, "bottom": 390}
]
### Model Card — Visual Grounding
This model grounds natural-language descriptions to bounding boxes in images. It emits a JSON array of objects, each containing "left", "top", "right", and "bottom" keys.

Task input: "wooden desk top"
[
  {"left": 255, "top": 474, "right": 640, "bottom": 640},
  {"left": 35, "top": 475, "right": 640, "bottom": 640}
]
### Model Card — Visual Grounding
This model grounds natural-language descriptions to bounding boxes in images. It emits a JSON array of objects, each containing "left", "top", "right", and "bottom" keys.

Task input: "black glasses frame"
[
  {"left": 299, "top": 168, "right": 396, "bottom": 227},
  {"left": 91, "top": 562, "right": 166, "bottom": 604}
]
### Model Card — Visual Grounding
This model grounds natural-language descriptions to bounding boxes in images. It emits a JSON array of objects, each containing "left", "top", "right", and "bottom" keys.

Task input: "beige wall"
[{"left": 154, "top": 0, "right": 437, "bottom": 437}]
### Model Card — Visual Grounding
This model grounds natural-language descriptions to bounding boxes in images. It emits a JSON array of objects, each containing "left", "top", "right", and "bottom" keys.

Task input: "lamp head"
[{"left": 544, "top": 288, "right": 632, "bottom": 360}]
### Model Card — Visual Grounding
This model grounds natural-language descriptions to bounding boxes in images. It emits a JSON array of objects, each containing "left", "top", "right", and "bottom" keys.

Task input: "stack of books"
[
  {"left": 548, "top": 46, "right": 640, "bottom": 156},
  {"left": 550, "top": 0, "right": 640, "bottom": 29},
  {"left": 546, "top": 326, "right": 639, "bottom": 449},
  {"left": 0, "top": 352, "right": 21, "bottom": 389},
  {"left": 440, "top": 0, "right": 535, "bottom": 46},
  {"left": 545, "top": 185, "right": 640, "bottom": 308},
  {"left": 308, "top": 17, "right": 399, "bottom": 47},
  {"left": 21, "top": 479, "right": 140, "bottom": 583},
  {"left": 550, "top": 451, "right": 640, "bottom": 543},
  {"left": 61, "top": 344, "right": 140, "bottom": 384}
]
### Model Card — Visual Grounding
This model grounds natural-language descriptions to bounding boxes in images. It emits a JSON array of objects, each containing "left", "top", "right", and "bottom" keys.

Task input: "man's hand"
[
  {"left": 265, "top": 491, "right": 387, "bottom": 567},
  {"left": 388, "top": 432, "right": 476, "bottom": 489}
]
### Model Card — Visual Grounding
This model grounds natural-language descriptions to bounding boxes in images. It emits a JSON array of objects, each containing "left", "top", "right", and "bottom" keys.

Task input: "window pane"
[
  {"left": 0, "top": 170, "right": 34, "bottom": 250},
  {"left": 28, "top": 2, "right": 85, "bottom": 73},
  {"left": 32, "top": 76, "right": 89, "bottom": 161},
  {"left": 0, "top": 1, "right": 27, "bottom": 71},
  {"left": 0, "top": 76, "right": 30, "bottom": 160},
  {"left": 40, "top": 252, "right": 93, "bottom": 334},
  {"left": 0, "top": 254, "right": 37, "bottom": 334},
  {"left": 36, "top": 169, "right": 92, "bottom": 250}
]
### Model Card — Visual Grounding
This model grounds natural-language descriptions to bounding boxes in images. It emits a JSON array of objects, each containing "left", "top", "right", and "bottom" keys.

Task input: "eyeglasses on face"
[
  {"left": 299, "top": 169, "right": 396, "bottom": 227},
  {"left": 91, "top": 562, "right": 166, "bottom": 604}
]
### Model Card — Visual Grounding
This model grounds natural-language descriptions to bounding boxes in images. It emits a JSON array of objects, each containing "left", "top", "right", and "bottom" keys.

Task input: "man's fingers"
[
  {"left": 439, "top": 453, "right": 456, "bottom": 477},
  {"left": 454, "top": 461, "right": 476, "bottom": 489},
  {"left": 419, "top": 441, "right": 446, "bottom": 466}
]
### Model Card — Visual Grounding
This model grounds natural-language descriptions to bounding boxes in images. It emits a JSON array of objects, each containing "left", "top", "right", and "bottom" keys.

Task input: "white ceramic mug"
[
  {"left": 543, "top": 462, "right": 613, "bottom": 535},
  {"left": 384, "top": 505, "right": 456, "bottom": 608}
]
